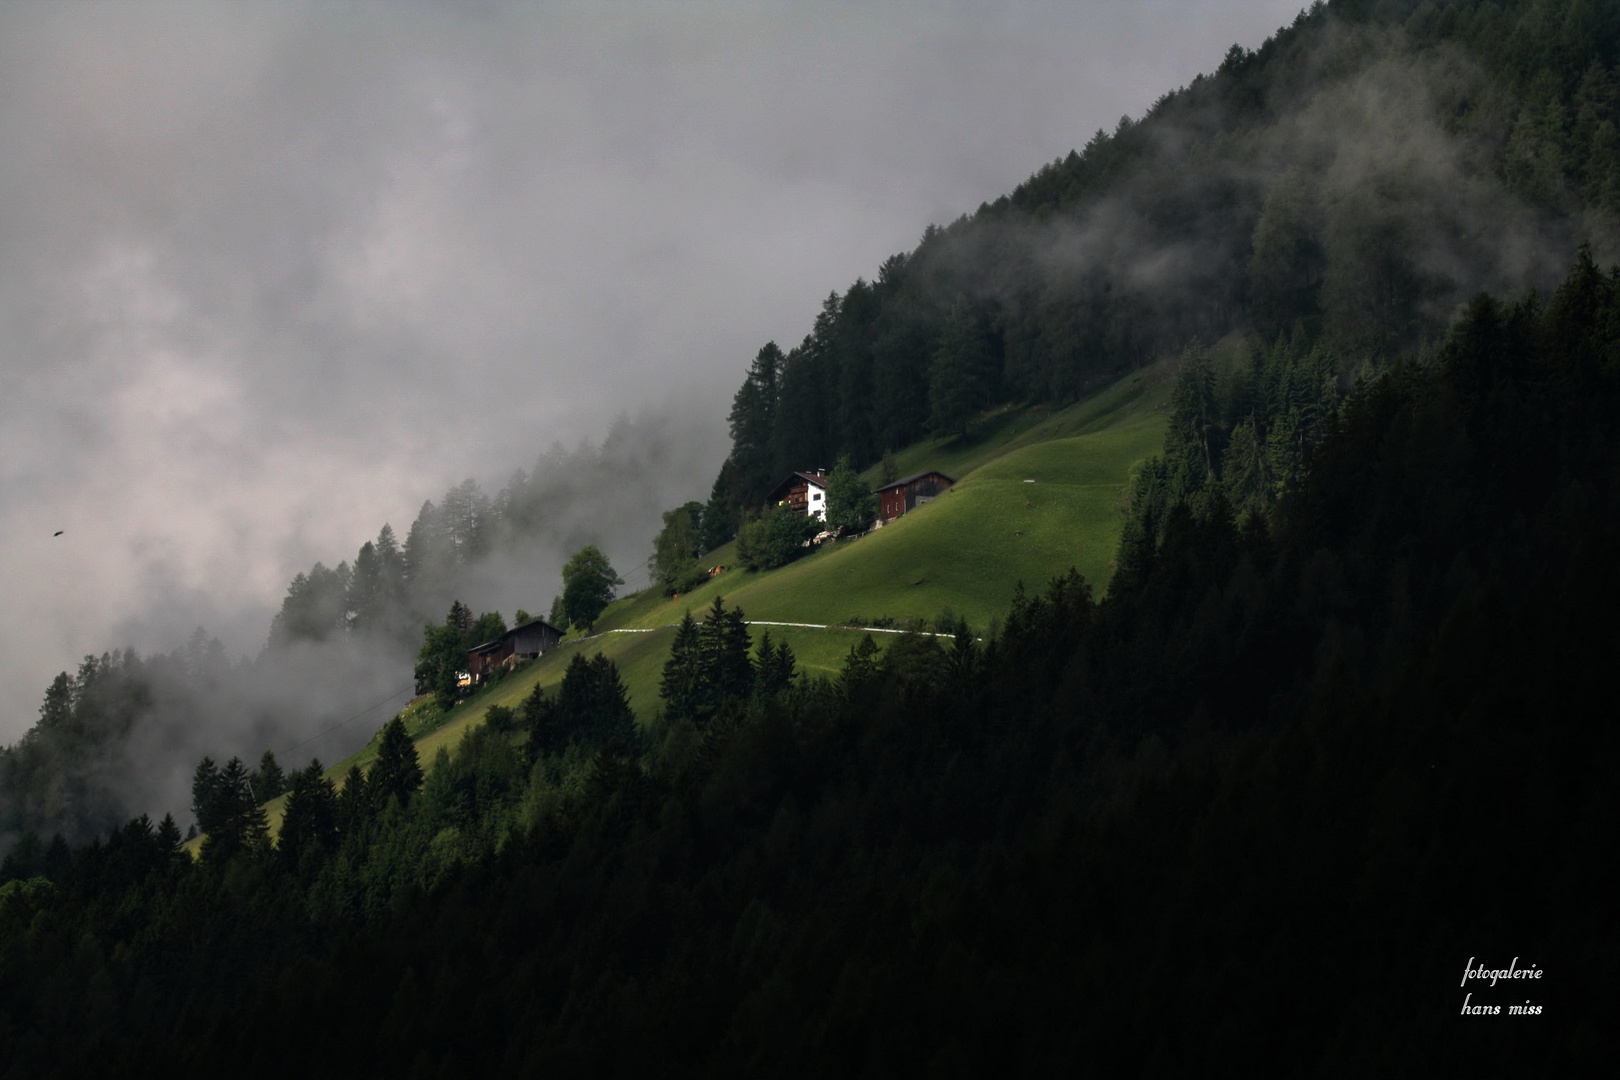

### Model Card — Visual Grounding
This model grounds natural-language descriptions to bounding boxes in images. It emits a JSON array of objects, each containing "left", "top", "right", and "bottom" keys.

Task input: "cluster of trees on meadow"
[
  {"left": 651, "top": 455, "right": 877, "bottom": 586},
  {"left": 3, "top": 249, "right": 1615, "bottom": 1071},
  {"left": 269, "top": 429, "right": 661, "bottom": 656}
]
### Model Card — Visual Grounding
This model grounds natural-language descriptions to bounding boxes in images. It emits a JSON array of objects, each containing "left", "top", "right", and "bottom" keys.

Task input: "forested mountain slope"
[
  {"left": 611, "top": 359, "right": 1174, "bottom": 633},
  {"left": 275, "top": 356, "right": 1174, "bottom": 800},
  {"left": 703, "top": 0, "right": 1620, "bottom": 536},
  {"left": 3, "top": 234, "right": 1612, "bottom": 1080},
  {"left": 9, "top": 0, "right": 1619, "bottom": 853}
]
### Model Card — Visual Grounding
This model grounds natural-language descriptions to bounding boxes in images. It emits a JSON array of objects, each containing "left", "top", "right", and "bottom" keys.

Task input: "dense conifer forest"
[{"left": 2, "top": 0, "right": 1616, "bottom": 1072}]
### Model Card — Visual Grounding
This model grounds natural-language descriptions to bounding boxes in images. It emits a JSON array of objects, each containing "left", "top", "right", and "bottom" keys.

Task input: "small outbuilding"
[
  {"left": 766, "top": 470, "right": 830, "bottom": 520},
  {"left": 466, "top": 638, "right": 510, "bottom": 680},
  {"left": 506, "top": 618, "right": 564, "bottom": 659},
  {"left": 874, "top": 470, "right": 954, "bottom": 524}
]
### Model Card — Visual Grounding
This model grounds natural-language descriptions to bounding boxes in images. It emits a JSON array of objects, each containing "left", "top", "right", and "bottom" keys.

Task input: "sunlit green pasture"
[{"left": 224, "top": 362, "right": 1170, "bottom": 848}]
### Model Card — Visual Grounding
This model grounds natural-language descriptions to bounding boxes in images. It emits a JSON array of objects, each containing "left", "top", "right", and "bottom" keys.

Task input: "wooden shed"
[
  {"left": 506, "top": 618, "right": 563, "bottom": 659},
  {"left": 874, "top": 470, "right": 954, "bottom": 523},
  {"left": 466, "top": 618, "right": 564, "bottom": 682},
  {"left": 466, "top": 638, "right": 512, "bottom": 680}
]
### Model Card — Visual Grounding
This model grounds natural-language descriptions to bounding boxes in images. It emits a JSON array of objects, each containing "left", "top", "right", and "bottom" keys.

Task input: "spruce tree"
[
  {"left": 37, "top": 672, "right": 73, "bottom": 731},
  {"left": 370, "top": 717, "right": 423, "bottom": 809},
  {"left": 155, "top": 813, "right": 181, "bottom": 855},
  {"left": 701, "top": 458, "right": 748, "bottom": 552},
  {"left": 191, "top": 756, "right": 221, "bottom": 834},
  {"left": 348, "top": 540, "right": 383, "bottom": 634},
  {"left": 727, "top": 341, "right": 784, "bottom": 504},
  {"left": 928, "top": 299, "right": 997, "bottom": 437},
  {"left": 659, "top": 611, "right": 704, "bottom": 722},
  {"left": 838, "top": 634, "right": 883, "bottom": 697},
  {"left": 716, "top": 601, "right": 755, "bottom": 704},
  {"left": 754, "top": 632, "right": 797, "bottom": 698},
  {"left": 374, "top": 523, "right": 406, "bottom": 608},
  {"left": 41, "top": 835, "right": 70, "bottom": 879},
  {"left": 280, "top": 760, "right": 338, "bottom": 870},
  {"left": 520, "top": 682, "right": 567, "bottom": 758},
  {"left": 560, "top": 653, "right": 636, "bottom": 749},
  {"left": 947, "top": 617, "right": 979, "bottom": 685},
  {"left": 773, "top": 310, "right": 837, "bottom": 477},
  {"left": 336, "top": 764, "right": 371, "bottom": 833},
  {"left": 201, "top": 756, "right": 269, "bottom": 862},
  {"left": 252, "top": 750, "right": 285, "bottom": 801},
  {"left": 696, "top": 596, "right": 753, "bottom": 717}
]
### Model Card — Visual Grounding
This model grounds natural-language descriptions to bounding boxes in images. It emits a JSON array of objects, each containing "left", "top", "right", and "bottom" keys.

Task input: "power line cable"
[{"left": 279, "top": 684, "right": 415, "bottom": 758}]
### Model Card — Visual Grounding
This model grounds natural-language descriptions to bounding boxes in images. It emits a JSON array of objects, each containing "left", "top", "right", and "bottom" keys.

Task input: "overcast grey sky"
[{"left": 0, "top": 1, "right": 1306, "bottom": 740}]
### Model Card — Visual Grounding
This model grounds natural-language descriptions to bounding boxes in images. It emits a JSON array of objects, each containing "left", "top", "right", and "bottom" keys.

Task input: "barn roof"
[
  {"left": 873, "top": 470, "right": 954, "bottom": 493},
  {"left": 469, "top": 618, "right": 564, "bottom": 655},
  {"left": 508, "top": 618, "right": 563, "bottom": 636}
]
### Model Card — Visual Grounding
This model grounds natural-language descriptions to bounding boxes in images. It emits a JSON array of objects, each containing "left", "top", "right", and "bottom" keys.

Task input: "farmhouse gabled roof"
[
  {"left": 766, "top": 470, "right": 830, "bottom": 502},
  {"left": 873, "top": 470, "right": 954, "bottom": 493}
]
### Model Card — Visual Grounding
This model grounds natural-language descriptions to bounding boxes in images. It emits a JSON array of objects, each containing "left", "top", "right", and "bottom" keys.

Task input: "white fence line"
[{"left": 569, "top": 620, "right": 964, "bottom": 643}]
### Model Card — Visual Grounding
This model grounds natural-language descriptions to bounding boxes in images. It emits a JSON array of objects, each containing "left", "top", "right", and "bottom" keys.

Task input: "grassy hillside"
[
  {"left": 190, "top": 613, "right": 900, "bottom": 848},
  {"left": 223, "top": 358, "right": 1173, "bottom": 845},
  {"left": 600, "top": 361, "right": 1172, "bottom": 635},
  {"left": 319, "top": 621, "right": 878, "bottom": 773},
  {"left": 444, "top": 359, "right": 1166, "bottom": 742},
  {"left": 863, "top": 357, "right": 1174, "bottom": 491}
]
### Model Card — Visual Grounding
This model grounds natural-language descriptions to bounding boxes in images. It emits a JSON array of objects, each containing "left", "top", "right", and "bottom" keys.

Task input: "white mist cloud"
[{"left": 0, "top": 0, "right": 1309, "bottom": 740}]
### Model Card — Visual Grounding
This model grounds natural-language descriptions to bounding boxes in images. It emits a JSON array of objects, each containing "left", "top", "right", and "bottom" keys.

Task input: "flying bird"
[{"left": 53, "top": 530, "right": 63, "bottom": 537}]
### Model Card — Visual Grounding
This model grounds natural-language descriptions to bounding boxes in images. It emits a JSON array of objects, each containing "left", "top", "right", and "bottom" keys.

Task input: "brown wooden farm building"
[
  {"left": 466, "top": 618, "right": 564, "bottom": 681},
  {"left": 875, "top": 470, "right": 954, "bottom": 523}
]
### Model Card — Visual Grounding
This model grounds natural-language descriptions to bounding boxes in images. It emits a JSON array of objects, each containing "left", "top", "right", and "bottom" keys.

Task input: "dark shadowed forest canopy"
[{"left": 2, "top": 1, "right": 1616, "bottom": 1071}]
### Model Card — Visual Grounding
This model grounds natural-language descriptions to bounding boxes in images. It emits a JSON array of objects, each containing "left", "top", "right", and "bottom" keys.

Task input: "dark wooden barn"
[
  {"left": 506, "top": 618, "right": 563, "bottom": 659},
  {"left": 466, "top": 638, "right": 511, "bottom": 680},
  {"left": 465, "top": 618, "right": 564, "bottom": 682},
  {"left": 875, "top": 470, "right": 954, "bottom": 523}
]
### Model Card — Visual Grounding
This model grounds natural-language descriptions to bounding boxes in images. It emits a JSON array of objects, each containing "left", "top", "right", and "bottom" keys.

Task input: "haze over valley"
[{"left": 1, "top": 1, "right": 1306, "bottom": 752}]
